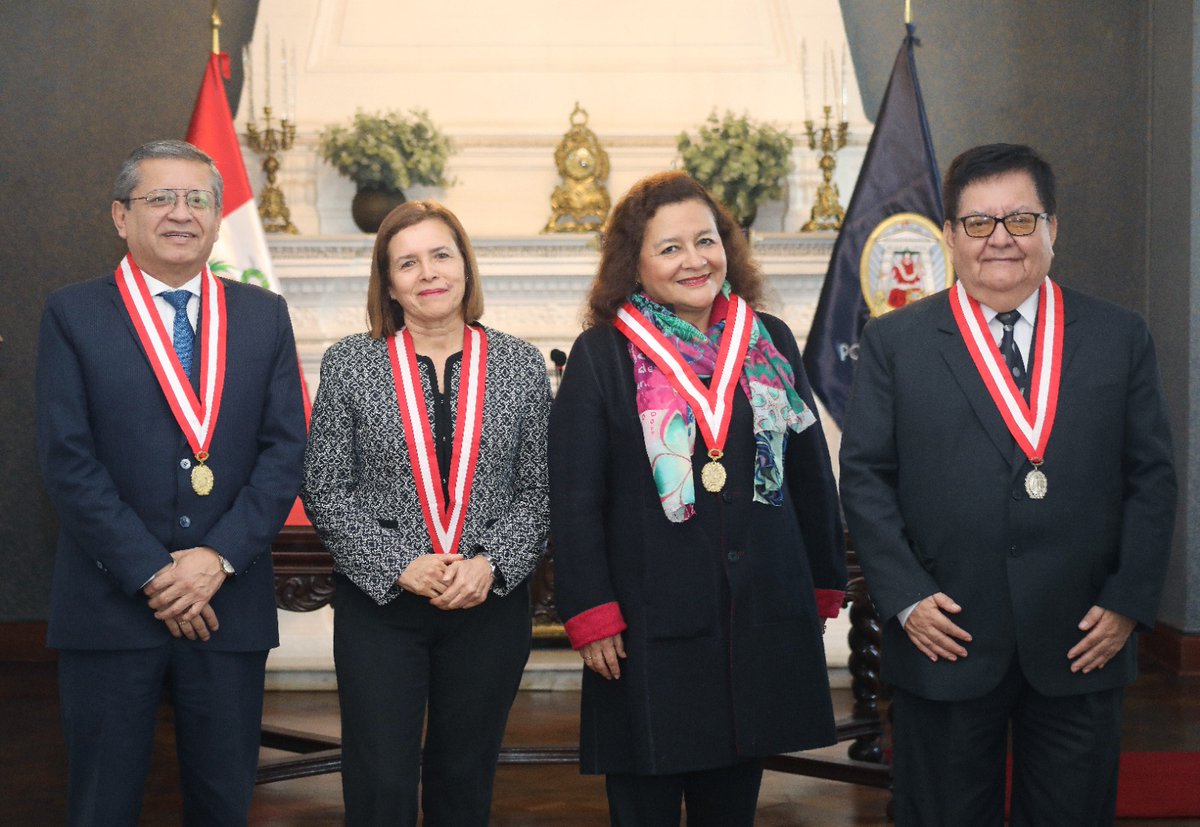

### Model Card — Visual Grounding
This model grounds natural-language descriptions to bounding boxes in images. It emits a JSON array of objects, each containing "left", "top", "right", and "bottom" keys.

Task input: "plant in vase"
[
  {"left": 318, "top": 109, "right": 456, "bottom": 233},
  {"left": 677, "top": 110, "right": 795, "bottom": 231}
]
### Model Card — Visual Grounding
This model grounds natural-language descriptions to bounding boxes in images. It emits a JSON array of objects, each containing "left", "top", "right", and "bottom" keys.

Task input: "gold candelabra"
[
  {"left": 800, "top": 105, "right": 848, "bottom": 232},
  {"left": 245, "top": 106, "right": 298, "bottom": 234}
]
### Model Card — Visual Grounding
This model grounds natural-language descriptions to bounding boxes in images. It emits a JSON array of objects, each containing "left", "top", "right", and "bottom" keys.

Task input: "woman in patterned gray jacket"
[{"left": 301, "top": 201, "right": 550, "bottom": 827}]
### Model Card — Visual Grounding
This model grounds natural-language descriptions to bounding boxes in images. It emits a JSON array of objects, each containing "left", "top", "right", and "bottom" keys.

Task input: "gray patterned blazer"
[{"left": 301, "top": 326, "right": 550, "bottom": 605}]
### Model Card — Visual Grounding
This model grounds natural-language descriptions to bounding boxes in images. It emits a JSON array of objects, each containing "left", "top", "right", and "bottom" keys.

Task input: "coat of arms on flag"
[{"left": 859, "top": 212, "right": 953, "bottom": 316}]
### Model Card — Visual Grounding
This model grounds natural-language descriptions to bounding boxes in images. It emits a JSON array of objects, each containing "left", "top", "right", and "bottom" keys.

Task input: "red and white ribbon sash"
[
  {"left": 949, "top": 277, "right": 1064, "bottom": 463},
  {"left": 389, "top": 325, "right": 488, "bottom": 555},
  {"left": 115, "top": 254, "right": 227, "bottom": 458},
  {"left": 614, "top": 294, "right": 753, "bottom": 454}
]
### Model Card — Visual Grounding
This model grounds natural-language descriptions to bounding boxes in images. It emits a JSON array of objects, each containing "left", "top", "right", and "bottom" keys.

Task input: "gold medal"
[
  {"left": 614, "top": 297, "right": 754, "bottom": 504},
  {"left": 116, "top": 257, "right": 227, "bottom": 503},
  {"left": 701, "top": 449, "right": 727, "bottom": 493},
  {"left": 191, "top": 451, "right": 214, "bottom": 496},
  {"left": 1024, "top": 463, "right": 1047, "bottom": 500}
]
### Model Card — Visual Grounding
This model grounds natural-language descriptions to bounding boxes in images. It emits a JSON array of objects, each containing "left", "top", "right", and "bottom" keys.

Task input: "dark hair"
[
  {"left": 942, "top": 143, "right": 1056, "bottom": 223},
  {"left": 367, "top": 201, "right": 484, "bottom": 339},
  {"left": 585, "top": 171, "right": 764, "bottom": 328},
  {"left": 112, "top": 139, "right": 224, "bottom": 211}
]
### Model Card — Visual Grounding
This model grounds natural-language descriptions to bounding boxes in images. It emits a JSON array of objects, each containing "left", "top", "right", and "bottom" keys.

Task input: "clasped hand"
[
  {"left": 398, "top": 554, "right": 494, "bottom": 611},
  {"left": 144, "top": 547, "right": 227, "bottom": 641}
]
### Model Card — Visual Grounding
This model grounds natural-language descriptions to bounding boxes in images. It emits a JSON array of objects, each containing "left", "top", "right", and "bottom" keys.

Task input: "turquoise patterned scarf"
[{"left": 627, "top": 284, "right": 815, "bottom": 522}]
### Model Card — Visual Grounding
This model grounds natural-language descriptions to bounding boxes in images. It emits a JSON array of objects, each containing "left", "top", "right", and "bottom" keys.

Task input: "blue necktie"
[
  {"left": 995, "top": 310, "right": 1027, "bottom": 398},
  {"left": 161, "top": 290, "right": 195, "bottom": 377}
]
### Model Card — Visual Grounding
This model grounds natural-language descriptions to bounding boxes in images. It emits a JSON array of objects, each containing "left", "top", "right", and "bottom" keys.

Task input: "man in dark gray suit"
[
  {"left": 840, "top": 143, "right": 1176, "bottom": 826},
  {"left": 37, "top": 140, "right": 306, "bottom": 826}
]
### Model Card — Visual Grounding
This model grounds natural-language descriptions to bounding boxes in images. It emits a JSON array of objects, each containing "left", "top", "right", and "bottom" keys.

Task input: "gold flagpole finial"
[
  {"left": 210, "top": 0, "right": 221, "bottom": 54},
  {"left": 905, "top": 0, "right": 912, "bottom": 25}
]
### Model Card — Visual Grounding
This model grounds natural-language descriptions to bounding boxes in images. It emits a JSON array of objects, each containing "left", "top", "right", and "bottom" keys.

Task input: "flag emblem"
[{"left": 859, "top": 212, "right": 953, "bottom": 316}]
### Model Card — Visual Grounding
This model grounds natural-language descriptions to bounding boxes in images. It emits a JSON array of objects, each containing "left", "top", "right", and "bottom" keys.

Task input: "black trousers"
[
  {"left": 891, "top": 657, "right": 1124, "bottom": 827},
  {"left": 604, "top": 759, "right": 764, "bottom": 827},
  {"left": 333, "top": 574, "right": 531, "bottom": 827},
  {"left": 57, "top": 641, "right": 267, "bottom": 827}
]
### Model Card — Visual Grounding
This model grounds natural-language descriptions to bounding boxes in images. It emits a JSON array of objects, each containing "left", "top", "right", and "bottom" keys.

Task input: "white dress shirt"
[{"left": 143, "top": 271, "right": 201, "bottom": 334}]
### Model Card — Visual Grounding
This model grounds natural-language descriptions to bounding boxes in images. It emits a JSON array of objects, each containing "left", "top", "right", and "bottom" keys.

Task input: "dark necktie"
[
  {"left": 161, "top": 290, "right": 195, "bottom": 378},
  {"left": 995, "top": 309, "right": 1027, "bottom": 398}
]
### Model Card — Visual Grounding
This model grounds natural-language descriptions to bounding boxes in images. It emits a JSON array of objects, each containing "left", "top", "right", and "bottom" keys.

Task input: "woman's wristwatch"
[{"left": 477, "top": 551, "right": 497, "bottom": 579}]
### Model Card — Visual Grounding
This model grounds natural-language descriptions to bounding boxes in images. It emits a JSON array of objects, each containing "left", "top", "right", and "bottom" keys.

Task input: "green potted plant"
[
  {"left": 319, "top": 109, "right": 456, "bottom": 233},
  {"left": 676, "top": 110, "right": 795, "bottom": 230}
]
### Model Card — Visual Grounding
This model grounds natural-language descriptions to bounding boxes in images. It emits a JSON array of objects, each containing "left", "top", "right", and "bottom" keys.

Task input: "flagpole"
[{"left": 210, "top": 0, "right": 221, "bottom": 55}]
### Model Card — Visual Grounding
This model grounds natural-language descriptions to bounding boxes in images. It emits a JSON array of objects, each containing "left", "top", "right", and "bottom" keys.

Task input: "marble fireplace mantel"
[{"left": 271, "top": 231, "right": 839, "bottom": 394}]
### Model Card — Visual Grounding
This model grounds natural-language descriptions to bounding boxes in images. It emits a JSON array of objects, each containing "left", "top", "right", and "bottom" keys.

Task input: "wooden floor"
[{"left": 3, "top": 659, "right": 1198, "bottom": 826}]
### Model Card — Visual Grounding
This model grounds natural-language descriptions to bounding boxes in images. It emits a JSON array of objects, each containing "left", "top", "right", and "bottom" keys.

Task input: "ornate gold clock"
[{"left": 543, "top": 103, "right": 611, "bottom": 233}]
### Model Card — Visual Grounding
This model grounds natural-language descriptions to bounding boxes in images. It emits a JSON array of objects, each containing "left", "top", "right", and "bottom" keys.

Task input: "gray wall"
[
  {"left": 840, "top": 1, "right": 1149, "bottom": 309},
  {"left": 1147, "top": 0, "right": 1200, "bottom": 633},
  {"left": 0, "top": 1, "right": 259, "bottom": 622},
  {"left": 840, "top": 0, "right": 1199, "bottom": 633}
]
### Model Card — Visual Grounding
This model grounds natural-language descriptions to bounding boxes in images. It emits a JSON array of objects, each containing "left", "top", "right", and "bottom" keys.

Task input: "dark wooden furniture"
[{"left": 259, "top": 525, "right": 890, "bottom": 788}]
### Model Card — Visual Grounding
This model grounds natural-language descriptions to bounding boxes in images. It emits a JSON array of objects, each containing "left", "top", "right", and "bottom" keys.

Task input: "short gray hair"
[{"left": 112, "top": 139, "right": 224, "bottom": 212}]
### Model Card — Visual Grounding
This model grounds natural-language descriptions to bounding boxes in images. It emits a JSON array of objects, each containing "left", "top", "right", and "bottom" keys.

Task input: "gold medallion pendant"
[
  {"left": 701, "top": 449, "right": 727, "bottom": 493},
  {"left": 1024, "top": 466, "right": 1047, "bottom": 500},
  {"left": 191, "top": 452, "right": 214, "bottom": 496}
]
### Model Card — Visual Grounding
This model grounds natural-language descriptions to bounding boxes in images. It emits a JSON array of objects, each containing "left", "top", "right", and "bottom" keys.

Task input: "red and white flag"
[
  {"left": 187, "top": 51, "right": 279, "bottom": 294},
  {"left": 186, "top": 49, "right": 311, "bottom": 522}
]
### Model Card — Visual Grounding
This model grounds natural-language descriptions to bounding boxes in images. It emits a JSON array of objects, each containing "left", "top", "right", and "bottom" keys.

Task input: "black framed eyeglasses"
[
  {"left": 956, "top": 212, "right": 1049, "bottom": 238},
  {"left": 126, "top": 188, "right": 216, "bottom": 212}
]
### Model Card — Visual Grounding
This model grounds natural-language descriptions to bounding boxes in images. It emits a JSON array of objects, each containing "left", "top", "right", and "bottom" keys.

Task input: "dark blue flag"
[{"left": 802, "top": 23, "right": 948, "bottom": 427}]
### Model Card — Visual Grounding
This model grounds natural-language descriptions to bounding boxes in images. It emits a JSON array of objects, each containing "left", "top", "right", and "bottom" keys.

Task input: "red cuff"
[
  {"left": 815, "top": 589, "right": 845, "bottom": 619},
  {"left": 564, "top": 602, "right": 628, "bottom": 650}
]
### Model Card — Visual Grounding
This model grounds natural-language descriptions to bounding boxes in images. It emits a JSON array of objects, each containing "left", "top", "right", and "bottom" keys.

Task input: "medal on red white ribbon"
[
  {"left": 389, "top": 325, "right": 488, "bottom": 555},
  {"left": 115, "top": 254, "right": 227, "bottom": 496},
  {"left": 949, "top": 277, "right": 1063, "bottom": 499},
  {"left": 614, "top": 294, "right": 753, "bottom": 493}
]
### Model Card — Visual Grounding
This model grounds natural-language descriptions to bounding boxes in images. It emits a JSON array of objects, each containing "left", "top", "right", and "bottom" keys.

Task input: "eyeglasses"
[
  {"left": 956, "top": 212, "right": 1049, "bottom": 238},
  {"left": 126, "top": 189, "right": 216, "bottom": 212}
]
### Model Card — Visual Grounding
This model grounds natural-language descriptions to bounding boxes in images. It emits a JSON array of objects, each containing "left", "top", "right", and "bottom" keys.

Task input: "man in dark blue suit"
[
  {"left": 37, "top": 139, "right": 307, "bottom": 826},
  {"left": 840, "top": 144, "right": 1176, "bottom": 826}
]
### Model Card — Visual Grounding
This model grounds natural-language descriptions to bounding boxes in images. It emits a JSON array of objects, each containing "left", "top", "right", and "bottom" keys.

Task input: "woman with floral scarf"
[{"left": 550, "top": 171, "right": 847, "bottom": 826}]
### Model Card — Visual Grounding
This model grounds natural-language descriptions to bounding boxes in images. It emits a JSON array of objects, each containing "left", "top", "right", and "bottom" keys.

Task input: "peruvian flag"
[
  {"left": 186, "top": 50, "right": 311, "bottom": 523},
  {"left": 187, "top": 52, "right": 280, "bottom": 294}
]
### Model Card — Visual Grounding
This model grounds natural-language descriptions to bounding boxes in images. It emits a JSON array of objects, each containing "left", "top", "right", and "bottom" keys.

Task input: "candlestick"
[
  {"left": 290, "top": 43, "right": 298, "bottom": 125},
  {"left": 243, "top": 45, "right": 254, "bottom": 118},
  {"left": 841, "top": 44, "right": 847, "bottom": 123},
  {"left": 265, "top": 27, "right": 271, "bottom": 108},
  {"left": 822, "top": 41, "right": 829, "bottom": 104},
  {"left": 800, "top": 104, "right": 849, "bottom": 232},
  {"left": 801, "top": 39, "right": 810, "bottom": 120},
  {"left": 282, "top": 39, "right": 289, "bottom": 121},
  {"left": 245, "top": 104, "right": 298, "bottom": 234}
]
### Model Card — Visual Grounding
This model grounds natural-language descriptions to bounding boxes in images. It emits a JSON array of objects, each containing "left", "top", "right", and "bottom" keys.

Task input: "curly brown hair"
[
  {"left": 585, "top": 171, "right": 765, "bottom": 328},
  {"left": 367, "top": 201, "right": 484, "bottom": 339}
]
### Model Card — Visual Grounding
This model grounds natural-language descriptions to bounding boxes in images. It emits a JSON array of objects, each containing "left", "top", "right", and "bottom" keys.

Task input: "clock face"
[{"left": 566, "top": 147, "right": 595, "bottom": 180}]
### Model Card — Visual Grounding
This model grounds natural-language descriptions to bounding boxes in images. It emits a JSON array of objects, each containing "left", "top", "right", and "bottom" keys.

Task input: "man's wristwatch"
[{"left": 217, "top": 554, "right": 235, "bottom": 576}]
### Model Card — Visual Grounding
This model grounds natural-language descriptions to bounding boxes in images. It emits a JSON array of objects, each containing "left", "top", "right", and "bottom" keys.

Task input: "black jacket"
[
  {"left": 840, "top": 286, "right": 1176, "bottom": 701},
  {"left": 550, "top": 313, "right": 847, "bottom": 774}
]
